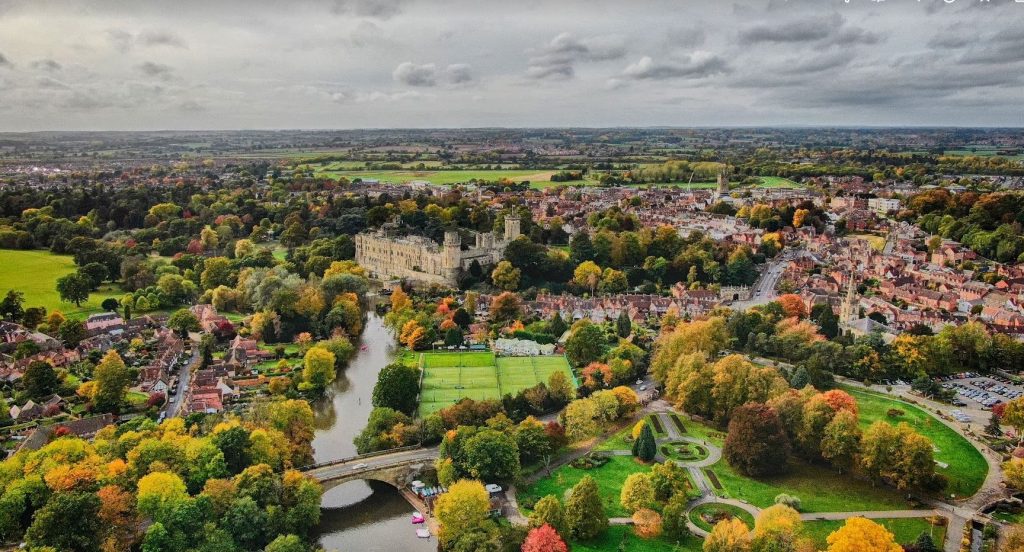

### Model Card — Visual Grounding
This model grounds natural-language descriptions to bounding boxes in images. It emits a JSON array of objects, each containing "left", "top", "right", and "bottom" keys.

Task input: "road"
[
  {"left": 304, "top": 447, "right": 440, "bottom": 483},
  {"left": 731, "top": 248, "right": 802, "bottom": 310},
  {"left": 164, "top": 346, "right": 199, "bottom": 417}
]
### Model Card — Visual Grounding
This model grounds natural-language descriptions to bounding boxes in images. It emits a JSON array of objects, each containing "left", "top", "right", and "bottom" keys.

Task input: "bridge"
[{"left": 302, "top": 446, "right": 440, "bottom": 492}]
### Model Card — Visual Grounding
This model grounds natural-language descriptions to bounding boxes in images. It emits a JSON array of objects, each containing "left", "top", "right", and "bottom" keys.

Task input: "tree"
[
  {"left": 80, "top": 262, "right": 109, "bottom": 289},
  {"left": 302, "top": 346, "right": 337, "bottom": 390},
  {"left": 23, "top": 360, "right": 59, "bottom": 400},
  {"left": 911, "top": 532, "right": 940, "bottom": 552},
  {"left": 24, "top": 491, "right": 102, "bottom": 552},
  {"left": 616, "top": 310, "right": 632, "bottom": 338},
  {"left": 372, "top": 362, "right": 420, "bottom": 415},
  {"left": 821, "top": 409, "right": 861, "bottom": 473},
  {"left": 548, "top": 313, "right": 568, "bottom": 338},
  {"left": 168, "top": 308, "right": 201, "bottom": 336},
  {"left": 631, "top": 422, "right": 657, "bottom": 462},
  {"left": 859, "top": 421, "right": 938, "bottom": 491},
  {"left": 522, "top": 524, "right": 568, "bottom": 552},
  {"left": 632, "top": 508, "right": 663, "bottom": 539},
  {"left": 0, "top": 290, "right": 24, "bottom": 321},
  {"left": 826, "top": 517, "right": 901, "bottom": 552},
  {"left": 547, "top": 371, "right": 574, "bottom": 406},
  {"left": 490, "top": 292, "right": 524, "bottom": 325},
  {"left": 93, "top": 349, "right": 132, "bottom": 412},
  {"left": 619, "top": 472, "right": 655, "bottom": 513},
  {"left": 462, "top": 429, "right": 521, "bottom": 482},
  {"left": 100, "top": 297, "right": 119, "bottom": 312},
  {"left": 752, "top": 504, "right": 802, "bottom": 551},
  {"left": 267, "top": 399, "right": 316, "bottom": 465},
  {"left": 265, "top": 534, "right": 306, "bottom": 552},
  {"left": 435, "top": 479, "right": 492, "bottom": 548},
  {"left": 564, "top": 321, "right": 605, "bottom": 368},
  {"left": 573, "top": 261, "right": 602, "bottom": 295},
  {"left": 1003, "top": 397, "right": 1024, "bottom": 445},
  {"left": 1005, "top": 458, "right": 1024, "bottom": 490},
  {"left": 724, "top": 403, "right": 791, "bottom": 477},
  {"left": 662, "top": 494, "right": 690, "bottom": 541},
  {"left": 529, "top": 495, "right": 566, "bottom": 536},
  {"left": 137, "top": 471, "right": 189, "bottom": 522},
  {"left": 703, "top": 518, "right": 751, "bottom": 552},
  {"left": 777, "top": 294, "right": 808, "bottom": 319},
  {"left": 56, "top": 273, "right": 91, "bottom": 307},
  {"left": 58, "top": 318, "right": 86, "bottom": 347},
  {"left": 445, "top": 327, "right": 465, "bottom": 347},
  {"left": 565, "top": 475, "right": 607, "bottom": 540},
  {"left": 491, "top": 260, "right": 521, "bottom": 291}
]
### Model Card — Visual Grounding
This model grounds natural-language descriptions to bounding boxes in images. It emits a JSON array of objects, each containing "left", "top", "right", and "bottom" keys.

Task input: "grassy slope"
[
  {"left": 519, "top": 455, "right": 652, "bottom": 518},
  {"left": 0, "top": 249, "right": 124, "bottom": 319},
  {"left": 756, "top": 176, "right": 803, "bottom": 188},
  {"left": 844, "top": 387, "right": 988, "bottom": 498}
]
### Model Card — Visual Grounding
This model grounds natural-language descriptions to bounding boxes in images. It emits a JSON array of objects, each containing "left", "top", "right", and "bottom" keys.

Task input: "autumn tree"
[
  {"left": 859, "top": 421, "right": 939, "bottom": 491},
  {"left": 491, "top": 260, "right": 521, "bottom": 291},
  {"left": 821, "top": 409, "right": 862, "bottom": 473},
  {"left": 724, "top": 402, "right": 791, "bottom": 477},
  {"left": 573, "top": 261, "right": 602, "bottom": 295},
  {"left": 620, "top": 472, "right": 655, "bottom": 513},
  {"left": 435, "top": 479, "right": 493, "bottom": 548},
  {"left": 826, "top": 517, "right": 902, "bottom": 552},
  {"left": 301, "top": 346, "right": 336, "bottom": 390},
  {"left": 1003, "top": 397, "right": 1024, "bottom": 445},
  {"left": 777, "top": 294, "right": 808, "bottom": 319},
  {"left": 752, "top": 504, "right": 802, "bottom": 552},
  {"left": 704, "top": 518, "right": 751, "bottom": 552},
  {"left": 522, "top": 524, "right": 568, "bottom": 552},
  {"left": 565, "top": 476, "right": 607, "bottom": 540},
  {"left": 490, "top": 291, "right": 524, "bottom": 324},
  {"left": 632, "top": 508, "right": 663, "bottom": 539}
]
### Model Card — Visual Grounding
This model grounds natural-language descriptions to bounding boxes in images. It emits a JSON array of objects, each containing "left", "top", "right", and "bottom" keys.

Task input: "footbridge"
[{"left": 302, "top": 446, "right": 440, "bottom": 491}]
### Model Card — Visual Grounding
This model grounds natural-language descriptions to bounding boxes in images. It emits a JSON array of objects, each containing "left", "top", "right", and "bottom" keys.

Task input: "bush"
[
  {"left": 774, "top": 493, "right": 802, "bottom": 511},
  {"left": 886, "top": 408, "right": 905, "bottom": 418},
  {"left": 569, "top": 452, "right": 611, "bottom": 470}
]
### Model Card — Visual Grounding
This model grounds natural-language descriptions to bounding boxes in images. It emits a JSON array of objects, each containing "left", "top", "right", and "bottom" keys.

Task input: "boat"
[
  {"left": 360, "top": 344, "right": 368, "bottom": 351},
  {"left": 416, "top": 528, "right": 431, "bottom": 539},
  {"left": 411, "top": 512, "right": 425, "bottom": 524}
]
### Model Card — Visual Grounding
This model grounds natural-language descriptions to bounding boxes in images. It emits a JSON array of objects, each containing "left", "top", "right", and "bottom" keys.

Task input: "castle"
[{"left": 355, "top": 216, "right": 521, "bottom": 286}]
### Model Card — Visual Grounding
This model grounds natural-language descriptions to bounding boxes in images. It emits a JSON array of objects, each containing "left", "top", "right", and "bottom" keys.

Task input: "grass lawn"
[
  {"left": 689, "top": 503, "right": 754, "bottom": 533},
  {"left": 519, "top": 456, "right": 654, "bottom": 518},
  {"left": 313, "top": 169, "right": 558, "bottom": 185},
  {"left": 596, "top": 426, "right": 634, "bottom": 452},
  {"left": 848, "top": 233, "right": 887, "bottom": 252},
  {"left": 127, "top": 391, "right": 149, "bottom": 407},
  {"left": 570, "top": 525, "right": 703, "bottom": 552},
  {"left": 417, "top": 352, "right": 574, "bottom": 416},
  {"left": 0, "top": 249, "right": 125, "bottom": 319},
  {"left": 712, "top": 457, "right": 911, "bottom": 513},
  {"left": 755, "top": 176, "right": 803, "bottom": 188},
  {"left": 802, "top": 517, "right": 945, "bottom": 548},
  {"left": 845, "top": 387, "right": 988, "bottom": 498}
]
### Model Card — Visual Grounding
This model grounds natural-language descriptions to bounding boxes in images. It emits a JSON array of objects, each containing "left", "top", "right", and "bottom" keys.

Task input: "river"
[{"left": 312, "top": 312, "right": 433, "bottom": 552}]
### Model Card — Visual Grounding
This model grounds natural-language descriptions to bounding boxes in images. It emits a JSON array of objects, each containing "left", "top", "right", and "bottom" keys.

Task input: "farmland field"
[
  {"left": 417, "top": 351, "right": 575, "bottom": 416},
  {"left": 313, "top": 169, "right": 560, "bottom": 186},
  {"left": 0, "top": 249, "right": 124, "bottom": 319}
]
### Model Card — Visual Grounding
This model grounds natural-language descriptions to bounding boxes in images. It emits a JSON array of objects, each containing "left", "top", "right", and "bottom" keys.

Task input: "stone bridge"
[{"left": 302, "top": 446, "right": 440, "bottom": 492}]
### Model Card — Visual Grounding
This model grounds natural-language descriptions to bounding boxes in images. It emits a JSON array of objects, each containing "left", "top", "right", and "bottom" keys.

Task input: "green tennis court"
[{"left": 418, "top": 352, "right": 576, "bottom": 416}]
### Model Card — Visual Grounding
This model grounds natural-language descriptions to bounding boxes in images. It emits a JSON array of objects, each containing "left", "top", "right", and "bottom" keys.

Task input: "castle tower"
[
  {"left": 839, "top": 273, "right": 857, "bottom": 324},
  {"left": 716, "top": 172, "right": 729, "bottom": 196},
  {"left": 504, "top": 215, "right": 521, "bottom": 242},
  {"left": 443, "top": 230, "right": 461, "bottom": 279}
]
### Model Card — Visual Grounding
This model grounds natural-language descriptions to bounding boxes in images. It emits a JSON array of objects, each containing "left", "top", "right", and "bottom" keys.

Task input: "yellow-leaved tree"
[
  {"left": 826, "top": 517, "right": 902, "bottom": 552},
  {"left": 434, "top": 479, "right": 492, "bottom": 548}
]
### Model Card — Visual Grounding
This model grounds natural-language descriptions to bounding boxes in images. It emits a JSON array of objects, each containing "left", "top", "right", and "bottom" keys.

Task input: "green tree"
[
  {"left": 22, "top": 360, "right": 59, "bottom": 400},
  {"left": 462, "top": 429, "right": 521, "bottom": 482},
  {"left": 662, "top": 494, "right": 691, "bottom": 541},
  {"left": 435, "top": 480, "right": 493, "bottom": 549},
  {"left": 565, "top": 321, "right": 606, "bottom": 368},
  {"left": 529, "top": 495, "right": 566, "bottom": 536},
  {"left": 371, "top": 362, "right": 420, "bottom": 415},
  {"left": 615, "top": 310, "right": 632, "bottom": 338},
  {"left": 264, "top": 534, "right": 306, "bottom": 552},
  {"left": 79, "top": 262, "right": 109, "bottom": 289},
  {"left": 565, "top": 475, "right": 607, "bottom": 540},
  {"left": 0, "top": 290, "right": 24, "bottom": 321},
  {"left": 168, "top": 308, "right": 201, "bottom": 337},
  {"left": 57, "top": 318, "right": 86, "bottom": 347},
  {"left": 93, "top": 349, "right": 132, "bottom": 413},
  {"left": 619, "top": 472, "right": 655, "bottom": 513},
  {"left": 25, "top": 491, "right": 102, "bottom": 552},
  {"left": 56, "top": 273, "right": 91, "bottom": 307},
  {"left": 631, "top": 422, "right": 657, "bottom": 462},
  {"left": 548, "top": 312, "right": 568, "bottom": 338},
  {"left": 301, "top": 346, "right": 337, "bottom": 390},
  {"left": 491, "top": 260, "right": 521, "bottom": 291},
  {"left": 821, "top": 409, "right": 861, "bottom": 473}
]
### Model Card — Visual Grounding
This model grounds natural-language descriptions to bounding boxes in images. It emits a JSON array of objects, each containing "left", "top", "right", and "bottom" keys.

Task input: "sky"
[{"left": 0, "top": 0, "right": 1022, "bottom": 130}]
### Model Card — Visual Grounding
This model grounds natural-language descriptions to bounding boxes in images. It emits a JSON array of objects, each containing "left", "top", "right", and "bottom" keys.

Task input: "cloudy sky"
[{"left": 0, "top": 0, "right": 1022, "bottom": 130}]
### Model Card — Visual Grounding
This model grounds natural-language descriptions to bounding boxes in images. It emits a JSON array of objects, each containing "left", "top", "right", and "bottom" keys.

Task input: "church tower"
[
  {"left": 839, "top": 273, "right": 857, "bottom": 324},
  {"left": 716, "top": 172, "right": 729, "bottom": 196},
  {"left": 504, "top": 215, "right": 521, "bottom": 242}
]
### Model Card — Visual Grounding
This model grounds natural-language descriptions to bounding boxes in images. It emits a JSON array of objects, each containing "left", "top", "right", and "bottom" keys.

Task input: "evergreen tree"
[
  {"left": 565, "top": 476, "right": 607, "bottom": 540},
  {"left": 615, "top": 310, "right": 632, "bottom": 338},
  {"left": 548, "top": 312, "right": 568, "bottom": 338},
  {"left": 912, "top": 532, "right": 940, "bottom": 552},
  {"left": 569, "top": 231, "right": 595, "bottom": 265},
  {"left": 632, "top": 422, "right": 657, "bottom": 462},
  {"left": 986, "top": 412, "right": 1003, "bottom": 436}
]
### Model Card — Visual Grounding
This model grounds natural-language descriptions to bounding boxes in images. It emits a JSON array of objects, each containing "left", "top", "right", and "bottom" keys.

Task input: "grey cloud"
[
  {"left": 31, "top": 59, "right": 61, "bottom": 71},
  {"left": 621, "top": 54, "right": 730, "bottom": 81},
  {"left": 139, "top": 30, "right": 187, "bottom": 48},
  {"left": 107, "top": 29, "right": 135, "bottom": 53},
  {"left": 826, "top": 26, "right": 880, "bottom": 47},
  {"left": 0, "top": 52, "right": 10, "bottom": 67},
  {"left": 331, "top": 0, "right": 406, "bottom": 19},
  {"left": 137, "top": 61, "right": 174, "bottom": 79},
  {"left": 526, "top": 32, "right": 626, "bottom": 80},
  {"left": 740, "top": 14, "right": 840, "bottom": 44},
  {"left": 781, "top": 51, "right": 854, "bottom": 75},
  {"left": 35, "top": 76, "right": 70, "bottom": 90},
  {"left": 665, "top": 27, "right": 707, "bottom": 49},
  {"left": 393, "top": 62, "right": 437, "bottom": 86},
  {"left": 178, "top": 99, "right": 205, "bottom": 112},
  {"left": 928, "top": 27, "right": 971, "bottom": 49},
  {"left": 959, "top": 28, "right": 1024, "bottom": 65},
  {"left": 445, "top": 64, "right": 473, "bottom": 84}
]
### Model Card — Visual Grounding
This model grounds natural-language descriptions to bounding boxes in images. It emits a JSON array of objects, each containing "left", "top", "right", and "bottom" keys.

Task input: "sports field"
[{"left": 417, "top": 351, "right": 575, "bottom": 416}]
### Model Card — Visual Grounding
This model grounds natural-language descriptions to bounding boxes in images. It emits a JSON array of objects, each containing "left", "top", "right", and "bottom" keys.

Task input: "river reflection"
[{"left": 313, "top": 312, "right": 431, "bottom": 551}]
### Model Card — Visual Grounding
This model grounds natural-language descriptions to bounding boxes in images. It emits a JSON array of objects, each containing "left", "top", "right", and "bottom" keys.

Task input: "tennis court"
[{"left": 418, "top": 352, "right": 576, "bottom": 416}]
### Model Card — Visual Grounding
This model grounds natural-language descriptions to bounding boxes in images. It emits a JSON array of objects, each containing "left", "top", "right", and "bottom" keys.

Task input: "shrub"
[
  {"left": 774, "top": 493, "right": 802, "bottom": 511},
  {"left": 887, "top": 408, "right": 905, "bottom": 418}
]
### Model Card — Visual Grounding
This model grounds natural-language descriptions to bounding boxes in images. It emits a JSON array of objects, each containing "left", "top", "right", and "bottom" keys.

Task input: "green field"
[
  {"left": 417, "top": 352, "right": 575, "bottom": 416},
  {"left": 755, "top": 176, "right": 803, "bottom": 188},
  {"left": 844, "top": 387, "right": 988, "bottom": 498},
  {"left": 802, "top": 517, "right": 945, "bottom": 549},
  {"left": 520, "top": 455, "right": 666, "bottom": 519},
  {"left": 568, "top": 524, "right": 703, "bottom": 552},
  {"left": 0, "top": 249, "right": 124, "bottom": 319},
  {"left": 314, "top": 169, "right": 559, "bottom": 186}
]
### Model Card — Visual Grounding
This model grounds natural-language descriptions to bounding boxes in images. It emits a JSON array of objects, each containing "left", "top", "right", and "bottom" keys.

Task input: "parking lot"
[{"left": 940, "top": 372, "right": 1024, "bottom": 411}]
